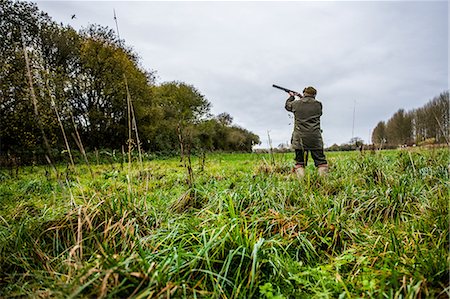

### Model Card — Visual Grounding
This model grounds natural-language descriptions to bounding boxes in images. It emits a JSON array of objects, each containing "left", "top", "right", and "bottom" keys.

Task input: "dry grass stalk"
[
  {"left": 267, "top": 130, "right": 275, "bottom": 166},
  {"left": 77, "top": 206, "right": 83, "bottom": 261},
  {"left": 21, "top": 26, "right": 58, "bottom": 177},
  {"left": 125, "top": 75, "right": 133, "bottom": 173},
  {"left": 130, "top": 99, "right": 143, "bottom": 168},
  {"left": 71, "top": 112, "right": 94, "bottom": 178},
  {"left": 44, "top": 73, "right": 75, "bottom": 169}
]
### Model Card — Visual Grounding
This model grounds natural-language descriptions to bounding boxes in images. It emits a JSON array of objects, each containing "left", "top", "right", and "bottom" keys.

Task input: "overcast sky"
[{"left": 35, "top": 0, "right": 448, "bottom": 148}]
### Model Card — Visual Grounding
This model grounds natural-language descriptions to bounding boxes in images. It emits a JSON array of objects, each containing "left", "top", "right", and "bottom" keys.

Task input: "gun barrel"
[
  {"left": 272, "top": 84, "right": 289, "bottom": 92},
  {"left": 272, "top": 84, "right": 300, "bottom": 95}
]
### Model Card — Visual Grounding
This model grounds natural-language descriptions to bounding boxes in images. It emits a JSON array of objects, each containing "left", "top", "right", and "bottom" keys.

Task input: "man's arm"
[
  {"left": 285, "top": 92, "right": 296, "bottom": 112},
  {"left": 318, "top": 101, "right": 323, "bottom": 116},
  {"left": 285, "top": 96, "right": 295, "bottom": 112}
]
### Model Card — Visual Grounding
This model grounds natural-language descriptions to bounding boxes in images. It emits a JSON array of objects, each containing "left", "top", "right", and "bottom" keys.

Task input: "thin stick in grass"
[
  {"left": 267, "top": 130, "right": 275, "bottom": 166},
  {"left": 43, "top": 68, "right": 87, "bottom": 200},
  {"left": 130, "top": 98, "right": 143, "bottom": 168},
  {"left": 45, "top": 74, "right": 75, "bottom": 168},
  {"left": 125, "top": 75, "right": 134, "bottom": 201},
  {"left": 21, "top": 26, "right": 58, "bottom": 177},
  {"left": 71, "top": 112, "right": 94, "bottom": 178},
  {"left": 433, "top": 112, "right": 449, "bottom": 145},
  {"left": 115, "top": 9, "right": 143, "bottom": 174}
]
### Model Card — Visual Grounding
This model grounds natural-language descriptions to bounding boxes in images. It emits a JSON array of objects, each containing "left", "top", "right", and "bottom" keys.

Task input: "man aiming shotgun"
[{"left": 273, "top": 84, "right": 328, "bottom": 177}]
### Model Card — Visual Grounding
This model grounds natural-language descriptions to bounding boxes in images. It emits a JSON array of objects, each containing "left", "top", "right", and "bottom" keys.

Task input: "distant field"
[{"left": 0, "top": 149, "right": 448, "bottom": 298}]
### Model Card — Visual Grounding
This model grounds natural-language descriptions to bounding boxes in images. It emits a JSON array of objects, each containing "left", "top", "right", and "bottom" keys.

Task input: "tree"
[
  {"left": 150, "top": 82, "right": 211, "bottom": 152},
  {"left": 413, "top": 91, "right": 449, "bottom": 144},
  {"left": 69, "top": 25, "right": 154, "bottom": 149},
  {"left": 153, "top": 81, "right": 210, "bottom": 123},
  {"left": 371, "top": 121, "right": 386, "bottom": 145},
  {"left": 0, "top": 0, "right": 261, "bottom": 161},
  {"left": 349, "top": 137, "right": 364, "bottom": 147},
  {"left": 371, "top": 91, "right": 448, "bottom": 147},
  {"left": 216, "top": 112, "right": 233, "bottom": 126},
  {"left": 227, "top": 126, "right": 260, "bottom": 151},
  {"left": 0, "top": 2, "right": 155, "bottom": 156},
  {"left": 385, "top": 109, "right": 413, "bottom": 146},
  {"left": 0, "top": 0, "right": 59, "bottom": 156}
]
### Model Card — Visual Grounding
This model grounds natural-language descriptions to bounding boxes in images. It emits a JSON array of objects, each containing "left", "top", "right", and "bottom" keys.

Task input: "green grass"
[{"left": 0, "top": 149, "right": 448, "bottom": 298}]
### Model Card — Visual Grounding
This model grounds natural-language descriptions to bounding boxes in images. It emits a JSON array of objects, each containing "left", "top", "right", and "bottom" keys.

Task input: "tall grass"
[{"left": 0, "top": 149, "right": 448, "bottom": 298}]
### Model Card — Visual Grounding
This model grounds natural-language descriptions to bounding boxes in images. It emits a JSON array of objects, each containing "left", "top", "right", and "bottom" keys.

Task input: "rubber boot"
[
  {"left": 294, "top": 165, "right": 305, "bottom": 179},
  {"left": 318, "top": 164, "right": 329, "bottom": 176}
]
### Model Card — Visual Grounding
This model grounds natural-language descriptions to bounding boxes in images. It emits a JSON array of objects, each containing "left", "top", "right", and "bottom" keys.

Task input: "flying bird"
[{"left": 71, "top": 14, "right": 76, "bottom": 19}]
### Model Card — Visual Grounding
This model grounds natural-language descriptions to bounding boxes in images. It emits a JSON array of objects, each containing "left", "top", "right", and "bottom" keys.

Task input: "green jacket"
[{"left": 285, "top": 96, "right": 324, "bottom": 150}]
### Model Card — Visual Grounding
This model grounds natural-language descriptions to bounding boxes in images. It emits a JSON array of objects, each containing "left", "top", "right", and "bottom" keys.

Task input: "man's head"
[{"left": 303, "top": 86, "right": 317, "bottom": 97}]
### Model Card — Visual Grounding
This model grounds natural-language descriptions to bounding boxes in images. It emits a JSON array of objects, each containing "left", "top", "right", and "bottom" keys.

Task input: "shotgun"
[{"left": 272, "top": 84, "right": 302, "bottom": 97}]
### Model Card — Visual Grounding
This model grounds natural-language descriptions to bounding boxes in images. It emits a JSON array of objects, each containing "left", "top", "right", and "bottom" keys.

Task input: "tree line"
[
  {"left": 371, "top": 91, "right": 449, "bottom": 147},
  {"left": 0, "top": 0, "right": 260, "bottom": 164}
]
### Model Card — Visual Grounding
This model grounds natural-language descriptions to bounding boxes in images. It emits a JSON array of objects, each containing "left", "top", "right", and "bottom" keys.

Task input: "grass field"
[{"left": 0, "top": 149, "right": 448, "bottom": 298}]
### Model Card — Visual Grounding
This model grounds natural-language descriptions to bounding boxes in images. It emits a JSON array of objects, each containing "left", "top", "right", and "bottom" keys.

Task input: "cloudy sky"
[{"left": 35, "top": 0, "right": 448, "bottom": 148}]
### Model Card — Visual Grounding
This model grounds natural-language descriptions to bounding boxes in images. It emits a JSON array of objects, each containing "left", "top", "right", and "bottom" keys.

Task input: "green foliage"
[
  {"left": 0, "top": 149, "right": 448, "bottom": 298},
  {"left": 72, "top": 25, "right": 154, "bottom": 149},
  {"left": 0, "top": 0, "right": 259, "bottom": 164},
  {"left": 371, "top": 121, "right": 386, "bottom": 145},
  {"left": 414, "top": 91, "right": 449, "bottom": 144},
  {"left": 0, "top": 0, "right": 58, "bottom": 153},
  {"left": 386, "top": 109, "right": 413, "bottom": 145},
  {"left": 259, "top": 283, "right": 285, "bottom": 299},
  {"left": 372, "top": 91, "right": 449, "bottom": 146}
]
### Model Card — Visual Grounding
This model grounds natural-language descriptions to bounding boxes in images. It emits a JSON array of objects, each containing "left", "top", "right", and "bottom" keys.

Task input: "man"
[{"left": 285, "top": 86, "right": 328, "bottom": 177}]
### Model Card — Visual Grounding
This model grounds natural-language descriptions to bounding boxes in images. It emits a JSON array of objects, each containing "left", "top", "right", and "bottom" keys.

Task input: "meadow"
[{"left": 0, "top": 149, "right": 448, "bottom": 298}]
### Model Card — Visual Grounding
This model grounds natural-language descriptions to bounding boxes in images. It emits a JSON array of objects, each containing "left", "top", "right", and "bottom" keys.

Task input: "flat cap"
[{"left": 303, "top": 86, "right": 317, "bottom": 96}]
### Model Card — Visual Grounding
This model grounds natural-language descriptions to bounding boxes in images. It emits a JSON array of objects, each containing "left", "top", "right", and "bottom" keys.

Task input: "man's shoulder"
[{"left": 300, "top": 97, "right": 321, "bottom": 103}]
